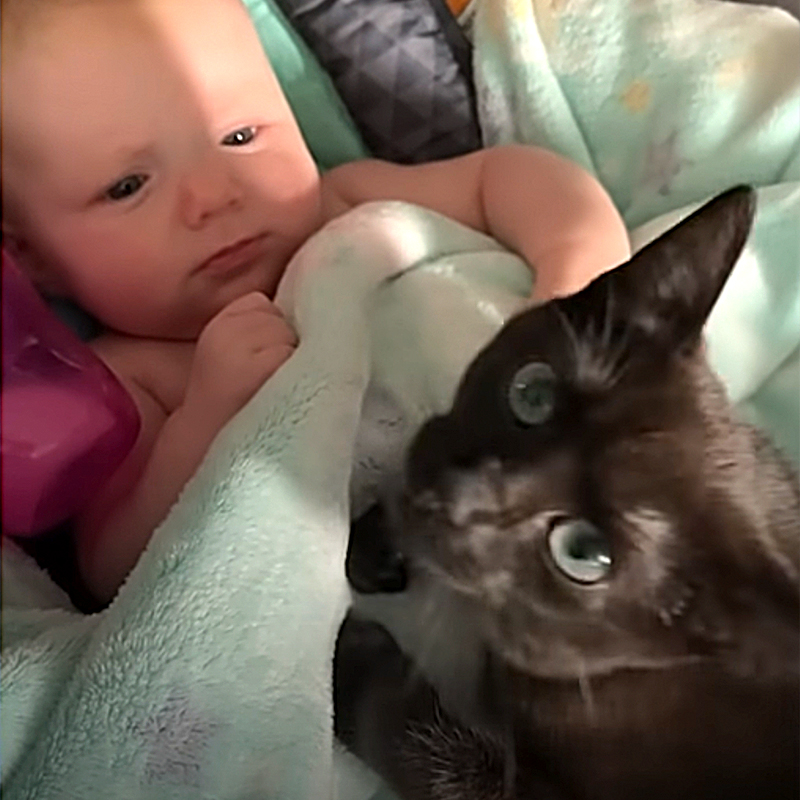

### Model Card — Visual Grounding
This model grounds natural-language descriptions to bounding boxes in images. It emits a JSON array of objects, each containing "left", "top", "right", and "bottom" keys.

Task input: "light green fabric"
[
  {"left": 474, "top": 0, "right": 799, "bottom": 224},
  {"left": 242, "top": 0, "right": 369, "bottom": 168}
]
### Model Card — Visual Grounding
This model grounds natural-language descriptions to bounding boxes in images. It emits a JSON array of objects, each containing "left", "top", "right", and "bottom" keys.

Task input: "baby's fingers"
[
  {"left": 253, "top": 343, "right": 297, "bottom": 379},
  {"left": 243, "top": 311, "right": 298, "bottom": 351},
  {"left": 218, "top": 291, "right": 281, "bottom": 319}
]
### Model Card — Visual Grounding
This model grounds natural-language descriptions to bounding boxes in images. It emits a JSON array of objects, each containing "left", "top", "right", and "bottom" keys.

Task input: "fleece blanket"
[{"left": 3, "top": 2, "right": 799, "bottom": 799}]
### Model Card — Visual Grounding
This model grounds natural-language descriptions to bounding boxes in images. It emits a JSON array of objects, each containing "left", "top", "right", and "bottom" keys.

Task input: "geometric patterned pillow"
[{"left": 272, "top": 0, "right": 483, "bottom": 162}]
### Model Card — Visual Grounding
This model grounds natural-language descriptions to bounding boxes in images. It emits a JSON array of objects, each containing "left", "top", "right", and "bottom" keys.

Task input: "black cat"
[{"left": 334, "top": 187, "right": 800, "bottom": 800}]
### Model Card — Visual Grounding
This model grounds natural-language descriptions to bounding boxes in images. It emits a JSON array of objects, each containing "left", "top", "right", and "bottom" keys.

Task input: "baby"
[{"left": 1, "top": 0, "right": 631, "bottom": 603}]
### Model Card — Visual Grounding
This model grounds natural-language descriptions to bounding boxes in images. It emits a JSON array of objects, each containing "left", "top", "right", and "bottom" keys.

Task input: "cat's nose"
[{"left": 407, "top": 461, "right": 508, "bottom": 528}]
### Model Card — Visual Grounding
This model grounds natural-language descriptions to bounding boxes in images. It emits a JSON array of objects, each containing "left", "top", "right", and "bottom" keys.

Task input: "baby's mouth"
[{"left": 196, "top": 233, "right": 269, "bottom": 277}]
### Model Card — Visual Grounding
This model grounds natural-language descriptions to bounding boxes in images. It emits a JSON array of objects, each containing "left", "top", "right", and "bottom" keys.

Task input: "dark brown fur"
[{"left": 334, "top": 187, "right": 800, "bottom": 800}]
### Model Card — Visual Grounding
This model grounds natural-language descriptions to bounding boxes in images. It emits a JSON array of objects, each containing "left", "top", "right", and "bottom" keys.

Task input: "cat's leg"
[
  {"left": 334, "top": 613, "right": 514, "bottom": 800},
  {"left": 346, "top": 504, "right": 407, "bottom": 594}
]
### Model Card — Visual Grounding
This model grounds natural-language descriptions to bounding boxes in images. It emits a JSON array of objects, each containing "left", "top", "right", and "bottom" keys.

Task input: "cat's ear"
[{"left": 569, "top": 186, "right": 756, "bottom": 355}]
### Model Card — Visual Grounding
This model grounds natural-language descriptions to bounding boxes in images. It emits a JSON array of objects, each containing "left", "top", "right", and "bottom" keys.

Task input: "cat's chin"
[{"left": 495, "top": 638, "right": 706, "bottom": 683}]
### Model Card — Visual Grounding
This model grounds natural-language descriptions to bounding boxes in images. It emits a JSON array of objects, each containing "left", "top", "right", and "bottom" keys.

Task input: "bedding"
[
  {"left": 2, "top": 0, "right": 798, "bottom": 798},
  {"left": 271, "top": 0, "right": 482, "bottom": 162}
]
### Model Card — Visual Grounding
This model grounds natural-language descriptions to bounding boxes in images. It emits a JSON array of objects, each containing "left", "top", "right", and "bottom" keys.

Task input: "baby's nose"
[{"left": 179, "top": 155, "right": 243, "bottom": 229}]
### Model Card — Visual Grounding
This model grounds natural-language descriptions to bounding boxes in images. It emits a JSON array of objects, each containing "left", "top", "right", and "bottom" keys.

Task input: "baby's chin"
[
  {"left": 178, "top": 251, "right": 292, "bottom": 336},
  {"left": 102, "top": 243, "right": 296, "bottom": 340}
]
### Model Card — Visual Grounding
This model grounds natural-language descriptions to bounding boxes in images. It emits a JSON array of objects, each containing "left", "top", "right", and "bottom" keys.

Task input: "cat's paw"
[
  {"left": 346, "top": 505, "right": 407, "bottom": 594},
  {"left": 333, "top": 614, "right": 410, "bottom": 751}
]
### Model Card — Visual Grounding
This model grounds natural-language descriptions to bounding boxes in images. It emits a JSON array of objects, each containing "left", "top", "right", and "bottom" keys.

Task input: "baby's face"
[{"left": 2, "top": 0, "right": 322, "bottom": 338}]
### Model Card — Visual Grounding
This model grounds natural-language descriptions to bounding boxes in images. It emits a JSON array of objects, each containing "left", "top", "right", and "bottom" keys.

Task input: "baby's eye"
[
  {"left": 105, "top": 174, "right": 148, "bottom": 201},
  {"left": 221, "top": 126, "right": 258, "bottom": 146}
]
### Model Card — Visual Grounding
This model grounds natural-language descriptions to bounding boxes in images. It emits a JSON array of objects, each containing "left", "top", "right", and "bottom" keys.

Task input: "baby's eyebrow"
[
  {"left": 107, "top": 142, "right": 158, "bottom": 167},
  {"left": 112, "top": 143, "right": 155, "bottom": 162}
]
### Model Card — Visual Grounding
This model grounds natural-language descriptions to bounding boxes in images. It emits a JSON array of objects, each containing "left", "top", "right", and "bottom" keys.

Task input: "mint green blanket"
[{"left": 3, "top": 0, "right": 798, "bottom": 798}]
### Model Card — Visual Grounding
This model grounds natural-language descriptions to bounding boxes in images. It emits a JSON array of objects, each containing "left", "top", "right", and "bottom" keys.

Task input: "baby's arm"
[
  {"left": 75, "top": 293, "right": 296, "bottom": 604},
  {"left": 322, "top": 145, "right": 630, "bottom": 299},
  {"left": 75, "top": 358, "right": 214, "bottom": 604}
]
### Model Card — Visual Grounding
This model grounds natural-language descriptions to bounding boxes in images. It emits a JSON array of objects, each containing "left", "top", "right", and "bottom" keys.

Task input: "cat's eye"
[
  {"left": 508, "top": 362, "right": 556, "bottom": 425},
  {"left": 222, "top": 126, "right": 258, "bottom": 146},
  {"left": 548, "top": 519, "right": 612, "bottom": 584},
  {"left": 104, "top": 173, "right": 148, "bottom": 201}
]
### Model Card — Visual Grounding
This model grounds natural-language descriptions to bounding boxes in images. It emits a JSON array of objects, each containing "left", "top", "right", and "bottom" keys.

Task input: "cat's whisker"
[
  {"left": 578, "top": 663, "right": 598, "bottom": 724},
  {"left": 552, "top": 302, "right": 584, "bottom": 367},
  {"left": 554, "top": 295, "right": 630, "bottom": 392}
]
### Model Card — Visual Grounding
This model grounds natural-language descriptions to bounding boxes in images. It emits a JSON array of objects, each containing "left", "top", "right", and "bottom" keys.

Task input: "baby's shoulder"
[
  {"left": 91, "top": 333, "right": 194, "bottom": 414},
  {"left": 319, "top": 169, "right": 357, "bottom": 221}
]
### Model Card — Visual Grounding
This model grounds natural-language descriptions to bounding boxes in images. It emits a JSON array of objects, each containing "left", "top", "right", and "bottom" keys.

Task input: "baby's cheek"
[
  {"left": 252, "top": 140, "right": 323, "bottom": 237},
  {"left": 58, "top": 243, "right": 178, "bottom": 335}
]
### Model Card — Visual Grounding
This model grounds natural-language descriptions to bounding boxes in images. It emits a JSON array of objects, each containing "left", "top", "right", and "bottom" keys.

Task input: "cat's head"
[{"left": 399, "top": 187, "right": 799, "bottom": 681}]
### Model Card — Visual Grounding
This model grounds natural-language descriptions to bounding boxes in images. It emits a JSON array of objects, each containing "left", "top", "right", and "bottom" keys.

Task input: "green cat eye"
[
  {"left": 508, "top": 362, "right": 556, "bottom": 425},
  {"left": 548, "top": 519, "right": 612, "bottom": 584}
]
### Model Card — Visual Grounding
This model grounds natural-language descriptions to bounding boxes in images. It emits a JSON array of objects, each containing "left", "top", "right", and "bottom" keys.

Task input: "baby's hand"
[{"left": 185, "top": 292, "right": 297, "bottom": 426}]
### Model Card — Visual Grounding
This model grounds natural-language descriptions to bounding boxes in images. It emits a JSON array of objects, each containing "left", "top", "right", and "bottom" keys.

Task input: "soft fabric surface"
[{"left": 272, "top": 0, "right": 482, "bottom": 162}]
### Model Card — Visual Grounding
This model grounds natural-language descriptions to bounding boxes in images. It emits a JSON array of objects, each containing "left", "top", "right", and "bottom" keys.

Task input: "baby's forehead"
[
  {"left": 2, "top": 0, "right": 279, "bottom": 140},
  {"left": 2, "top": 0, "right": 283, "bottom": 197},
  {"left": 3, "top": 0, "right": 273, "bottom": 84}
]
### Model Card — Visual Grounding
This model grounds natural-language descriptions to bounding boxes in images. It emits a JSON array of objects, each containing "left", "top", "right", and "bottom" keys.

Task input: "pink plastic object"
[{"left": 2, "top": 250, "right": 140, "bottom": 537}]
